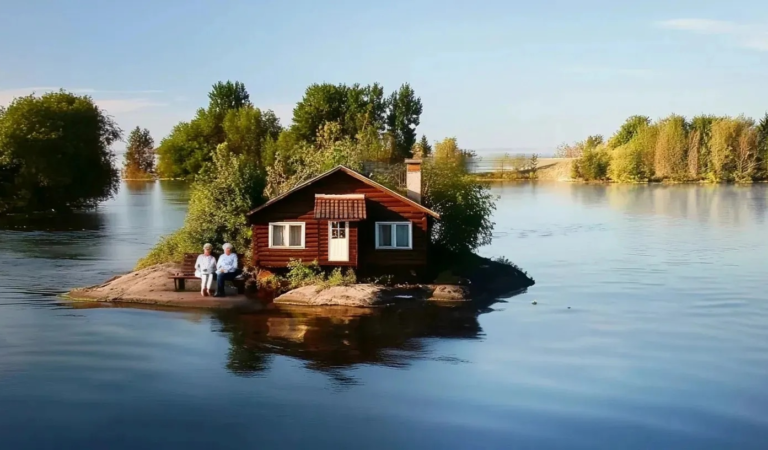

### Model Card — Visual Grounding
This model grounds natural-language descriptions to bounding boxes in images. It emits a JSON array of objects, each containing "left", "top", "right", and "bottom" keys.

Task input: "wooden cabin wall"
[{"left": 251, "top": 171, "right": 429, "bottom": 270}]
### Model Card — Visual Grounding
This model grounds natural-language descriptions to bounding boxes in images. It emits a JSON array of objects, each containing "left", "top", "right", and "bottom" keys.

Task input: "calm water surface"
[{"left": 1, "top": 181, "right": 767, "bottom": 449}]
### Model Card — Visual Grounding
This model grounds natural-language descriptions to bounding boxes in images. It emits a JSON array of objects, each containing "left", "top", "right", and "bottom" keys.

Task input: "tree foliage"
[
  {"left": 291, "top": 82, "right": 421, "bottom": 161},
  {"left": 223, "top": 106, "right": 282, "bottom": 165},
  {"left": 757, "top": 113, "right": 768, "bottom": 178},
  {"left": 137, "top": 143, "right": 266, "bottom": 269},
  {"left": 0, "top": 90, "right": 121, "bottom": 214},
  {"left": 264, "top": 122, "right": 365, "bottom": 198},
  {"left": 385, "top": 83, "right": 423, "bottom": 160},
  {"left": 156, "top": 81, "right": 281, "bottom": 179},
  {"left": 122, "top": 127, "right": 155, "bottom": 179},
  {"left": 208, "top": 81, "right": 251, "bottom": 116},
  {"left": 608, "top": 115, "right": 651, "bottom": 147},
  {"left": 423, "top": 138, "right": 495, "bottom": 254},
  {"left": 569, "top": 113, "right": 767, "bottom": 183}
]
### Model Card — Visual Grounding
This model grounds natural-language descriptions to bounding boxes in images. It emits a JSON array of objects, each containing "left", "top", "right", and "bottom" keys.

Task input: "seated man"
[{"left": 214, "top": 243, "right": 242, "bottom": 297}]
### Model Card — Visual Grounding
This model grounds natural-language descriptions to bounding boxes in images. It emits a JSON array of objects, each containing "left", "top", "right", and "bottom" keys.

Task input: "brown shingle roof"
[
  {"left": 314, "top": 194, "right": 366, "bottom": 220},
  {"left": 246, "top": 166, "right": 439, "bottom": 219}
]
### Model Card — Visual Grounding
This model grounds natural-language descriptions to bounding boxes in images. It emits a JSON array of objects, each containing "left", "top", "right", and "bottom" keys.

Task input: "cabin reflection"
[{"left": 213, "top": 305, "right": 485, "bottom": 384}]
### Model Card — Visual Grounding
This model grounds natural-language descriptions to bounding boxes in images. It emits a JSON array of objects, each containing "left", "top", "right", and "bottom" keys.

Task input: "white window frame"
[
  {"left": 268, "top": 222, "right": 306, "bottom": 249},
  {"left": 375, "top": 221, "right": 413, "bottom": 250}
]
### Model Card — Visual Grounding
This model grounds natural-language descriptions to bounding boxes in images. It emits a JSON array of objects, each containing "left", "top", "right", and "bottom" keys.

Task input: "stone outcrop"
[{"left": 274, "top": 284, "right": 390, "bottom": 307}]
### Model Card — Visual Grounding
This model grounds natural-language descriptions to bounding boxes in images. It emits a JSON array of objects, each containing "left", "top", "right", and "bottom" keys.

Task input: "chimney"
[{"left": 405, "top": 158, "right": 422, "bottom": 204}]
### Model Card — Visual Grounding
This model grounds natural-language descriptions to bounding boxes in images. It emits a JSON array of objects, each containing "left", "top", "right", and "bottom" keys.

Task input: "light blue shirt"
[{"left": 216, "top": 252, "right": 238, "bottom": 273}]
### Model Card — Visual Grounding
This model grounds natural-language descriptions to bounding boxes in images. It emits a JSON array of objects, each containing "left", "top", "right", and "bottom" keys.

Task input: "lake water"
[{"left": 1, "top": 181, "right": 767, "bottom": 449}]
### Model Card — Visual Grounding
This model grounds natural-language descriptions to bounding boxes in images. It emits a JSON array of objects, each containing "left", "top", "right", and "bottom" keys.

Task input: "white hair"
[
  {"left": 222, "top": 243, "right": 233, "bottom": 251},
  {"left": 203, "top": 243, "right": 213, "bottom": 251}
]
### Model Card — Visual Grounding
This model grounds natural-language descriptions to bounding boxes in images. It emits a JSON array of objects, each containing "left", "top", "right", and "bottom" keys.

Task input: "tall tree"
[
  {"left": 654, "top": 115, "right": 689, "bottom": 179},
  {"left": 385, "top": 83, "right": 423, "bottom": 160},
  {"left": 208, "top": 81, "right": 251, "bottom": 116},
  {"left": 291, "top": 83, "right": 349, "bottom": 142},
  {"left": 345, "top": 83, "right": 387, "bottom": 137},
  {"left": 0, "top": 91, "right": 121, "bottom": 213},
  {"left": 419, "top": 135, "right": 432, "bottom": 156},
  {"left": 688, "top": 115, "right": 719, "bottom": 178},
  {"left": 757, "top": 113, "right": 768, "bottom": 176},
  {"left": 222, "top": 106, "right": 283, "bottom": 166},
  {"left": 157, "top": 81, "right": 256, "bottom": 179},
  {"left": 156, "top": 108, "right": 218, "bottom": 178},
  {"left": 608, "top": 115, "right": 651, "bottom": 147},
  {"left": 123, "top": 127, "right": 155, "bottom": 178}
]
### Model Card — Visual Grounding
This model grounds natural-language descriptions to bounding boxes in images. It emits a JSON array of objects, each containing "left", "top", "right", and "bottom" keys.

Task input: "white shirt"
[
  {"left": 217, "top": 252, "right": 238, "bottom": 273},
  {"left": 195, "top": 254, "right": 217, "bottom": 277}
]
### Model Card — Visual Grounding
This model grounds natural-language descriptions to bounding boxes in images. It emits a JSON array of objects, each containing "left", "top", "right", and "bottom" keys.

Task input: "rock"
[
  {"left": 429, "top": 284, "right": 470, "bottom": 301},
  {"left": 274, "top": 284, "right": 390, "bottom": 307}
]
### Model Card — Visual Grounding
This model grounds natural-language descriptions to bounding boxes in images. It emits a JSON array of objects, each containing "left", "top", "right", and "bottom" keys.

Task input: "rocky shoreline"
[{"left": 67, "top": 252, "right": 535, "bottom": 310}]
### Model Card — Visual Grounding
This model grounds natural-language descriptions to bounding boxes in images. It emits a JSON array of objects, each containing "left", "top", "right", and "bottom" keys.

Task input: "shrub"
[
  {"left": 258, "top": 274, "right": 286, "bottom": 292},
  {"left": 135, "top": 228, "right": 199, "bottom": 270},
  {"left": 424, "top": 138, "right": 496, "bottom": 254},
  {"left": 317, "top": 267, "right": 357, "bottom": 290},
  {"left": 285, "top": 259, "right": 324, "bottom": 289},
  {"left": 573, "top": 145, "right": 610, "bottom": 180},
  {"left": 136, "top": 143, "right": 265, "bottom": 269}
]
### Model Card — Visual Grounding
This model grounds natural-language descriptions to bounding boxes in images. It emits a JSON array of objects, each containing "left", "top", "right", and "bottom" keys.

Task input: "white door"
[{"left": 328, "top": 221, "right": 349, "bottom": 262}]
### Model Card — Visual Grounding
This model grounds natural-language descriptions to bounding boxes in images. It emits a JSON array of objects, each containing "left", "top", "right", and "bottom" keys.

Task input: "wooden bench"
[{"left": 169, "top": 252, "right": 246, "bottom": 295}]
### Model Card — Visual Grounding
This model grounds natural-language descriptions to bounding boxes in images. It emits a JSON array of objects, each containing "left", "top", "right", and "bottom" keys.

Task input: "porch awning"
[{"left": 314, "top": 194, "right": 366, "bottom": 220}]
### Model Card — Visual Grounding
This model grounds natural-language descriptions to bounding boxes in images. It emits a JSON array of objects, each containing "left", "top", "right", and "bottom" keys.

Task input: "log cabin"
[{"left": 246, "top": 159, "right": 440, "bottom": 275}]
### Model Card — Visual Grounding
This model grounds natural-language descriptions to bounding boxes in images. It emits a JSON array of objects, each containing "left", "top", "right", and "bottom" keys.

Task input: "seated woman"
[
  {"left": 194, "top": 243, "right": 217, "bottom": 297},
  {"left": 213, "top": 243, "right": 241, "bottom": 298}
]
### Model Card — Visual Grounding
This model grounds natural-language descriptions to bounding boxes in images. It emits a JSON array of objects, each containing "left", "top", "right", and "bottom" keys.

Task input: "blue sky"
[{"left": 1, "top": 0, "right": 766, "bottom": 154}]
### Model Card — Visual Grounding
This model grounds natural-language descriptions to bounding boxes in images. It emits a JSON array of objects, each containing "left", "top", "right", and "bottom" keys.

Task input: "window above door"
[{"left": 375, "top": 222, "right": 412, "bottom": 249}]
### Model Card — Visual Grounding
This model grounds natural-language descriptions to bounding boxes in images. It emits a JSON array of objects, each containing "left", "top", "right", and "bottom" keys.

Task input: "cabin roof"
[
  {"left": 314, "top": 194, "right": 367, "bottom": 220},
  {"left": 246, "top": 165, "right": 440, "bottom": 219}
]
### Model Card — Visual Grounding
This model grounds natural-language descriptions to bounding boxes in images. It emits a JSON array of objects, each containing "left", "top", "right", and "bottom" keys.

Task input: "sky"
[{"left": 0, "top": 0, "right": 766, "bottom": 154}]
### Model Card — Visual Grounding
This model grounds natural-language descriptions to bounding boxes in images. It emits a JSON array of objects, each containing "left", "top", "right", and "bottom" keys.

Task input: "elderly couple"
[{"left": 194, "top": 243, "right": 242, "bottom": 297}]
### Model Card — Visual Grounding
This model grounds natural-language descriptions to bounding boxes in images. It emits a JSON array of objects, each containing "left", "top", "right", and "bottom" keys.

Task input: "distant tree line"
[{"left": 560, "top": 114, "right": 768, "bottom": 182}]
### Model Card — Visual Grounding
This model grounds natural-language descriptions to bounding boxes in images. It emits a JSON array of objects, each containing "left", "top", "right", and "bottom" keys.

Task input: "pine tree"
[{"left": 123, "top": 127, "right": 155, "bottom": 179}]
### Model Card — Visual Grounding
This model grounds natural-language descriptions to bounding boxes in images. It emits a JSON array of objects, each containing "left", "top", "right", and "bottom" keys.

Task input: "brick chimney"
[{"left": 405, "top": 158, "right": 422, "bottom": 203}]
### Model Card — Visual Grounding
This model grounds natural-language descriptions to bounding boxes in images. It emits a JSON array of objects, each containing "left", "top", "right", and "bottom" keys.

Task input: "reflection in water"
[
  {"left": 3, "top": 181, "right": 768, "bottom": 449},
  {"left": 214, "top": 305, "right": 483, "bottom": 386},
  {"left": 0, "top": 211, "right": 106, "bottom": 232}
]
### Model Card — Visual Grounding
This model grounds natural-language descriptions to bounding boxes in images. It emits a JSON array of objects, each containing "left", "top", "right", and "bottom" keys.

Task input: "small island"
[{"left": 69, "top": 162, "right": 535, "bottom": 309}]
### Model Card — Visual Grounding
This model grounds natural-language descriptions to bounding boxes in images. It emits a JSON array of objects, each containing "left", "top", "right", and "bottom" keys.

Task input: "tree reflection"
[{"left": 212, "top": 304, "right": 486, "bottom": 385}]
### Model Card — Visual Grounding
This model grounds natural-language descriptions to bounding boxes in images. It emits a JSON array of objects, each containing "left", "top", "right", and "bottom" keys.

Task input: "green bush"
[
  {"left": 285, "top": 259, "right": 324, "bottom": 289},
  {"left": 317, "top": 267, "right": 357, "bottom": 290},
  {"left": 424, "top": 138, "right": 496, "bottom": 254},
  {"left": 258, "top": 274, "right": 286, "bottom": 292},
  {"left": 136, "top": 143, "right": 265, "bottom": 270},
  {"left": 573, "top": 145, "right": 610, "bottom": 180}
]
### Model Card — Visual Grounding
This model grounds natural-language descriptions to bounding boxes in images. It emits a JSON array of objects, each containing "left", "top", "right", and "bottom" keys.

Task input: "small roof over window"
[{"left": 314, "top": 194, "right": 367, "bottom": 220}]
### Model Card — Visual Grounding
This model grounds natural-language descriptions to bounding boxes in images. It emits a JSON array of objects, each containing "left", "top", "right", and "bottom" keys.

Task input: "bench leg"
[{"left": 178, "top": 279, "right": 185, "bottom": 291}]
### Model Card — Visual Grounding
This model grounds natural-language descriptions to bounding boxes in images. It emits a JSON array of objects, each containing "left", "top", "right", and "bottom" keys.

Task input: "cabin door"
[{"left": 328, "top": 221, "right": 349, "bottom": 262}]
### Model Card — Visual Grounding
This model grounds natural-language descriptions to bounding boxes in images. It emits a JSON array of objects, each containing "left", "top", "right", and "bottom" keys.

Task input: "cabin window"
[
  {"left": 269, "top": 222, "right": 305, "bottom": 248},
  {"left": 375, "top": 222, "right": 412, "bottom": 249}
]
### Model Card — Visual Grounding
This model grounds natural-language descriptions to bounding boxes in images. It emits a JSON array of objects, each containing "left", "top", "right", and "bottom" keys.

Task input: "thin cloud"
[
  {"left": 95, "top": 98, "right": 167, "bottom": 114},
  {"left": 656, "top": 18, "right": 768, "bottom": 51},
  {"left": 564, "top": 66, "right": 656, "bottom": 79},
  {"left": 71, "top": 88, "right": 164, "bottom": 94},
  {"left": 0, "top": 87, "right": 167, "bottom": 113}
]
